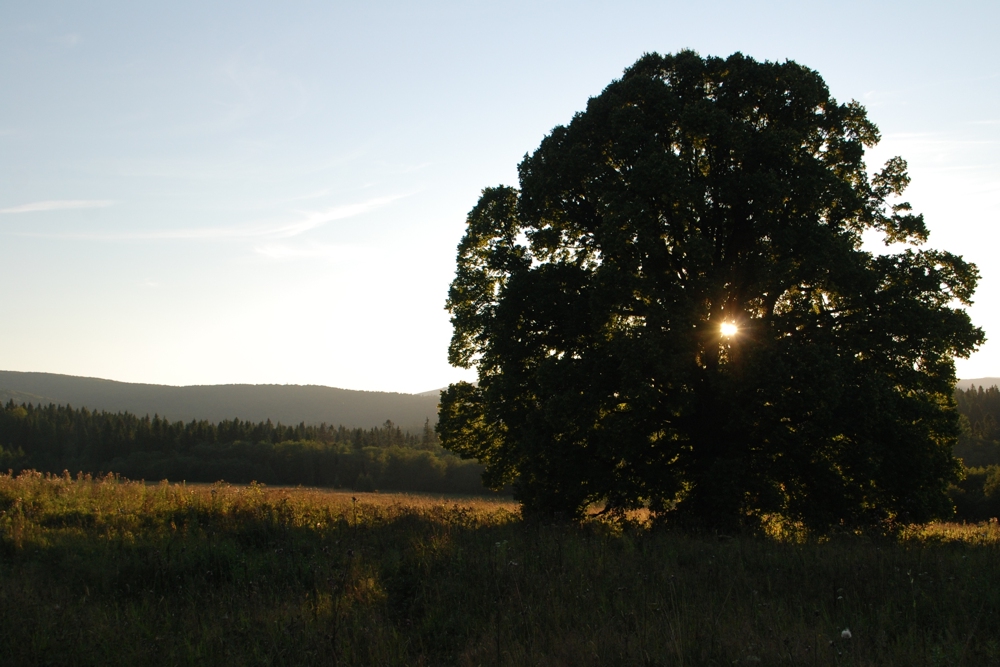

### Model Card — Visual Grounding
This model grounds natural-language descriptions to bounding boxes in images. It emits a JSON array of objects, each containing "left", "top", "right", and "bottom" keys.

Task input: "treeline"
[
  {"left": 949, "top": 385, "right": 1000, "bottom": 520},
  {"left": 4, "top": 387, "right": 1000, "bottom": 515},
  {"left": 955, "top": 385, "right": 1000, "bottom": 467},
  {"left": 949, "top": 466, "right": 1000, "bottom": 522},
  {"left": 0, "top": 401, "right": 492, "bottom": 495}
]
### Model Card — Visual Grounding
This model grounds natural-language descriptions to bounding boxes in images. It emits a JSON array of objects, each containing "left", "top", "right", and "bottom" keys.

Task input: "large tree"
[{"left": 438, "top": 51, "right": 984, "bottom": 531}]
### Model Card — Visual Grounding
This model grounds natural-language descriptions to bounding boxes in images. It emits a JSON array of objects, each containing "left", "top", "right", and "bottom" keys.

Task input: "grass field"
[{"left": 1, "top": 471, "right": 999, "bottom": 666}]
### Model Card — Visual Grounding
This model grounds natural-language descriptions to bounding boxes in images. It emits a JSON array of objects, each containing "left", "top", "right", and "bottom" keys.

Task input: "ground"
[{"left": 1, "top": 472, "right": 998, "bottom": 665}]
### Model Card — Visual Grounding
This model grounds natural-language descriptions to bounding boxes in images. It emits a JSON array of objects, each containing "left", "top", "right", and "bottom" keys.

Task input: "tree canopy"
[{"left": 438, "top": 51, "right": 984, "bottom": 531}]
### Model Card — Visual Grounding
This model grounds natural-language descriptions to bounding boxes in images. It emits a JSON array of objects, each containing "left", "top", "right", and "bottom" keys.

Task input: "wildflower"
[{"left": 841, "top": 628, "right": 852, "bottom": 640}]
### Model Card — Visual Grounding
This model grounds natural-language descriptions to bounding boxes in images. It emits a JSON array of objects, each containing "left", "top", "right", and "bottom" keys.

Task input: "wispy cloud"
[
  {"left": 253, "top": 241, "right": 372, "bottom": 261},
  {"left": 0, "top": 200, "right": 115, "bottom": 214},
  {"left": 53, "top": 34, "right": 81, "bottom": 47},
  {"left": 283, "top": 187, "right": 333, "bottom": 202},
  {"left": 145, "top": 193, "right": 406, "bottom": 241},
  {"left": 861, "top": 72, "right": 1000, "bottom": 106},
  {"left": 274, "top": 194, "right": 407, "bottom": 237},
  {"left": 880, "top": 132, "right": 1000, "bottom": 145},
  {"left": 5, "top": 193, "right": 408, "bottom": 241}
]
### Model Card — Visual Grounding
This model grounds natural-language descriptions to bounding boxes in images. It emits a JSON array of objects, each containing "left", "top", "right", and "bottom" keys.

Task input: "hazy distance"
[
  {"left": 2, "top": 370, "right": 996, "bottom": 435},
  {"left": 0, "top": 370, "right": 439, "bottom": 433}
]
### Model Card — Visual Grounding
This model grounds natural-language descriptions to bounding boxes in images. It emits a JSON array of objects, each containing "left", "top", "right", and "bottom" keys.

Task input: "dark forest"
[
  {"left": 0, "top": 401, "right": 490, "bottom": 495},
  {"left": 2, "top": 386, "right": 999, "bottom": 517}
]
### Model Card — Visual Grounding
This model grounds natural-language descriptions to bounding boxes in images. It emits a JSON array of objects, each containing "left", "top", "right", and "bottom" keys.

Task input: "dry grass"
[{"left": 1, "top": 471, "right": 999, "bottom": 666}]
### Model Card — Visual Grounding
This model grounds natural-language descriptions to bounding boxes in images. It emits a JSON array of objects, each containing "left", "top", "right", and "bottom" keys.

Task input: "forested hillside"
[
  {"left": 0, "top": 371, "right": 439, "bottom": 433},
  {"left": 2, "top": 385, "right": 999, "bottom": 506},
  {"left": 955, "top": 384, "right": 1000, "bottom": 467},
  {"left": 0, "top": 389, "right": 54, "bottom": 406},
  {"left": 0, "top": 401, "right": 490, "bottom": 495}
]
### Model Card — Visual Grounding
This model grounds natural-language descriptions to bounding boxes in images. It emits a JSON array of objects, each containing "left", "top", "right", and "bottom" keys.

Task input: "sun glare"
[{"left": 720, "top": 322, "right": 738, "bottom": 337}]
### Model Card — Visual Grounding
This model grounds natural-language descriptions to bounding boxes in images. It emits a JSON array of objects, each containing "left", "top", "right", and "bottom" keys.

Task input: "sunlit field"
[{"left": 1, "top": 472, "right": 999, "bottom": 666}]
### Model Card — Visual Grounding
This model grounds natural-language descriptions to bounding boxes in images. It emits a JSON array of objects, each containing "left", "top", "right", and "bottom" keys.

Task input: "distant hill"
[
  {"left": 0, "top": 371, "right": 439, "bottom": 433},
  {"left": 0, "top": 389, "right": 57, "bottom": 406},
  {"left": 957, "top": 378, "right": 1000, "bottom": 391},
  {"left": 2, "top": 370, "right": 991, "bottom": 434},
  {"left": 414, "top": 388, "right": 445, "bottom": 398}
]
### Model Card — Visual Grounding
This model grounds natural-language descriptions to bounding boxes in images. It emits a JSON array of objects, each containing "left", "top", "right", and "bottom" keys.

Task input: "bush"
[{"left": 950, "top": 465, "right": 1000, "bottom": 521}]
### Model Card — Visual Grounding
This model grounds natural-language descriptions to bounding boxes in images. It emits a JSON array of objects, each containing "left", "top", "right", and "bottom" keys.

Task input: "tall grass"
[{"left": 1, "top": 471, "right": 998, "bottom": 665}]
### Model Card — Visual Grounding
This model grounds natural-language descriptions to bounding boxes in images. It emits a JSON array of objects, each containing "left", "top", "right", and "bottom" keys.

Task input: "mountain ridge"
[
  {"left": 0, "top": 370, "right": 439, "bottom": 433},
  {"left": 3, "top": 371, "right": 995, "bottom": 433}
]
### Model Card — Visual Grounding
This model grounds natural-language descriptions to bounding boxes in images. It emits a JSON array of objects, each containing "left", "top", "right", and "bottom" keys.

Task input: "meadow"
[{"left": 1, "top": 471, "right": 999, "bottom": 666}]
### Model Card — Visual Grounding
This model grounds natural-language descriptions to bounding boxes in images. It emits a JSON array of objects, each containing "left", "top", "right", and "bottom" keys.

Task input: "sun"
[{"left": 720, "top": 322, "right": 738, "bottom": 337}]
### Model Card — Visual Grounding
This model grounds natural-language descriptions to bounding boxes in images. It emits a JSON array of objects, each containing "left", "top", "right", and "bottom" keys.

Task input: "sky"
[{"left": 0, "top": 1, "right": 997, "bottom": 394}]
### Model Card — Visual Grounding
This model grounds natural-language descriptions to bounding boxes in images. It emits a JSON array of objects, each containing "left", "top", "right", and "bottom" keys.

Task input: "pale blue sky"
[{"left": 1, "top": 1, "right": 997, "bottom": 393}]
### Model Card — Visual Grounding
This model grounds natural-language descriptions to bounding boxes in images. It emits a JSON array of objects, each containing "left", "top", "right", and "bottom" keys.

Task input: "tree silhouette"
[{"left": 438, "top": 51, "right": 984, "bottom": 531}]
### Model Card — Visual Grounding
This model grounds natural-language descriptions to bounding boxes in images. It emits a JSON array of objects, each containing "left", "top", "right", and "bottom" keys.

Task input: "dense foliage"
[
  {"left": 950, "top": 465, "right": 1000, "bottom": 522},
  {"left": 440, "top": 51, "right": 983, "bottom": 531},
  {"left": 0, "top": 401, "right": 489, "bottom": 494},
  {"left": 3, "top": 474, "right": 1000, "bottom": 666},
  {"left": 947, "top": 386, "right": 1000, "bottom": 520},
  {"left": 955, "top": 385, "right": 1000, "bottom": 467}
]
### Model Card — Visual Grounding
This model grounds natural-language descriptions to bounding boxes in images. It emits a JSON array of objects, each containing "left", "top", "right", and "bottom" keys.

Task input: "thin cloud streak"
[
  {"left": 879, "top": 132, "right": 1000, "bottom": 147},
  {"left": 254, "top": 240, "right": 410, "bottom": 263},
  {"left": 6, "top": 193, "right": 408, "bottom": 241},
  {"left": 252, "top": 240, "right": 399, "bottom": 261},
  {"left": 146, "top": 193, "right": 406, "bottom": 240},
  {"left": 254, "top": 242, "right": 353, "bottom": 260},
  {"left": 268, "top": 194, "right": 406, "bottom": 238},
  {"left": 0, "top": 200, "right": 115, "bottom": 214}
]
